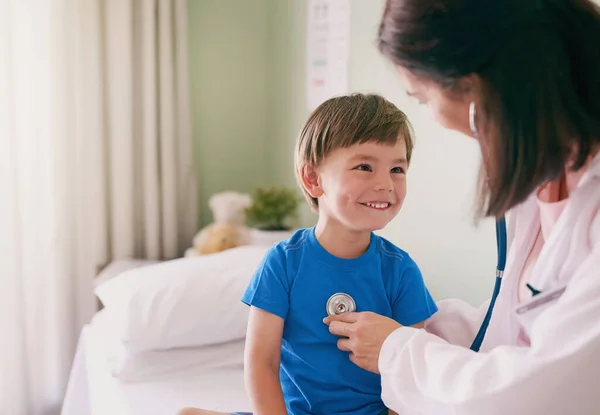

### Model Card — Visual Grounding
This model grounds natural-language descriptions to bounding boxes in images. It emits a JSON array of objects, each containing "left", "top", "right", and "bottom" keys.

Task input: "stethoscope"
[
  {"left": 325, "top": 217, "right": 508, "bottom": 353},
  {"left": 469, "top": 217, "right": 507, "bottom": 352}
]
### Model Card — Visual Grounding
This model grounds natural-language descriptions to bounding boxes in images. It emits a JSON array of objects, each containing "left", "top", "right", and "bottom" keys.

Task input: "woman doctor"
[{"left": 325, "top": 0, "right": 600, "bottom": 414}]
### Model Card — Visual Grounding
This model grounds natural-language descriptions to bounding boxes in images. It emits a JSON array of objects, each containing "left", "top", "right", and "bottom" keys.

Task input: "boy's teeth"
[{"left": 366, "top": 202, "right": 389, "bottom": 209}]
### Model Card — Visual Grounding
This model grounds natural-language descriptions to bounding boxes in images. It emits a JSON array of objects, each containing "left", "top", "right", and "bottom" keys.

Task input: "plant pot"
[{"left": 250, "top": 228, "right": 295, "bottom": 246}]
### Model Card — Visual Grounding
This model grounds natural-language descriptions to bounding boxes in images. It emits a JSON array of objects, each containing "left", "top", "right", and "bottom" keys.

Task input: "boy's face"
[{"left": 312, "top": 140, "right": 408, "bottom": 232}]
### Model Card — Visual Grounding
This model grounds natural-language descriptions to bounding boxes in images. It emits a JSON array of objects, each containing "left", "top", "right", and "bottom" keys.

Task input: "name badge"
[{"left": 514, "top": 285, "right": 567, "bottom": 336}]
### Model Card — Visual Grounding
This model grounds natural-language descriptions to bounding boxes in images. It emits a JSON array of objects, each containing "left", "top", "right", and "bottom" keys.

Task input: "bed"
[
  {"left": 61, "top": 246, "right": 270, "bottom": 415},
  {"left": 61, "top": 311, "right": 251, "bottom": 415}
]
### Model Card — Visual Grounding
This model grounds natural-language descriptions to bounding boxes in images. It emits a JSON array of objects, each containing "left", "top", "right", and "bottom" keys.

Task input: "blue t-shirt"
[{"left": 241, "top": 228, "right": 437, "bottom": 415}]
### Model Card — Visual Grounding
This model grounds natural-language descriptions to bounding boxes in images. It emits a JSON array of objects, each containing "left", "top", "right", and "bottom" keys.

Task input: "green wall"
[
  {"left": 265, "top": 0, "right": 307, "bottom": 189},
  {"left": 188, "top": 0, "right": 313, "bottom": 227},
  {"left": 265, "top": 0, "right": 315, "bottom": 226},
  {"left": 188, "top": 0, "right": 271, "bottom": 226}
]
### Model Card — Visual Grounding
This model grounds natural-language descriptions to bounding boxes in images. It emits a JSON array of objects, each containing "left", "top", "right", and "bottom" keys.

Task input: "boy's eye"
[
  {"left": 391, "top": 167, "right": 405, "bottom": 174},
  {"left": 354, "top": 164, "right": 372, "bottom": 172}
]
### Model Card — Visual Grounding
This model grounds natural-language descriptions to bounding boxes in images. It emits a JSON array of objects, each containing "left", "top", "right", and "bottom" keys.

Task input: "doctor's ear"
[
  {"left": 299, "top": 163, "right": 324, "bottom": 199},
  {"left": 455, "top": 73, "right": 481, "bottom": 99}
]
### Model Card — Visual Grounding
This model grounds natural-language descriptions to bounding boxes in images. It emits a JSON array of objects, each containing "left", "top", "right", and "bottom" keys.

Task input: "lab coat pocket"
[{"left": 513, "top": 284, "right": 567, "bottom": 337}]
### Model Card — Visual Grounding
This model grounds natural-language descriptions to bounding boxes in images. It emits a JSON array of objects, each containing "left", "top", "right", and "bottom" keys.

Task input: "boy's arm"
[
  {"left": 392, "top": 261, "right": 438, "bottom": 328},
  {"left": 244, "top": 306, "right": 287, "bottom": 415}
]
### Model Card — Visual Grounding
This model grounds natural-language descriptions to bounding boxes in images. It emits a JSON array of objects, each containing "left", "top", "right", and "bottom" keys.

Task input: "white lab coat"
[{"left": 379, "top": 153, "right": 600, "bottom": 415}]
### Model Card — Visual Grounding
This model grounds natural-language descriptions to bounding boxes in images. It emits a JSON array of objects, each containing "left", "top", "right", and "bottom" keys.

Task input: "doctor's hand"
[{"left": 323, "top": 312, "right": 402, "bottom": 374}]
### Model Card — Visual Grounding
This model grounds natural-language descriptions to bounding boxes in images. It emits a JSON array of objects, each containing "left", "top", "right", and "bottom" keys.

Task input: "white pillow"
[
  {"left": 95, "top": 245, "right": 269, "bottom": 353},
  {"left": 90, "top": 310, "right": 245, "bottom": 382}
]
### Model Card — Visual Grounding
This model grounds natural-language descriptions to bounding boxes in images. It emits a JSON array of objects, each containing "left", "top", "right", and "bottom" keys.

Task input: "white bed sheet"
[{"left": 62, "top": 317, "right": 251, "bottom": 415}]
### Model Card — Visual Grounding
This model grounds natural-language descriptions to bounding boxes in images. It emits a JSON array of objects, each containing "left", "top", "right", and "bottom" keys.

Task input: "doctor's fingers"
[
  {"left": 349, "top": 352, "right": 379, "bottom": 374},
  {"left": 323, "top": 311, "right": 360, "bottom": 325},
  {"left": 337, "top": 337, "right": 355, "bottom": 352},
  {"left": 328, "top": 320, "right": 357, "bottom": 338}
]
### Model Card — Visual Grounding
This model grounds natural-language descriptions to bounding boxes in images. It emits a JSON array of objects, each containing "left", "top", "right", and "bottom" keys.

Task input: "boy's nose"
[{"left": 374, "top": 175, "right": 394, "bottom": 192}]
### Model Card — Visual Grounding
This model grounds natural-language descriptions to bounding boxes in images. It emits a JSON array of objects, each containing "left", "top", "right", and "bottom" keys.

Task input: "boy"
[{"left": 179, "top": 94, "right": 437, "bottom": 415}]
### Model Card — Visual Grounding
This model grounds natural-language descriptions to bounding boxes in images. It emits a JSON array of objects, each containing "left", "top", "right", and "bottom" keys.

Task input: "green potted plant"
[{"left": 246, "top": 187, "right": 300, "bottom": 245}]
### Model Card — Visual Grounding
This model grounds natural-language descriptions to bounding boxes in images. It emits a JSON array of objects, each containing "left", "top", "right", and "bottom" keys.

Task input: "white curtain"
[{"left": 0, "top": 0, "right": 197, "bottom": 413}]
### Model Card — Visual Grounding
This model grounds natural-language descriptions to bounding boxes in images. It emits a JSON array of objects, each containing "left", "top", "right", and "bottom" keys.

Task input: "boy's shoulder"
[
  {"left": 280, "top": 227, "right": 312, "bottom": 249},
  {"left": 257, "top": 228, "right": 312, "bottom": 278},
  {"left": 263, "top": 228, "right": 312, "bottom": 260},
  {"left": 372, "top": 233, "right": 418, "bottom": 269}
]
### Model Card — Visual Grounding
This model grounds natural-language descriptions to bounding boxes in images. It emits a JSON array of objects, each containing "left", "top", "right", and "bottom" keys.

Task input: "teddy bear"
[{"left": 185, "top": 191, "right": 253, "bottom": 257}]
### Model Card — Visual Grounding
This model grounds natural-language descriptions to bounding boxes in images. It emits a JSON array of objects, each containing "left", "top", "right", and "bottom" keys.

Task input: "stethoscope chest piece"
[{"left": 326, "top": 293, "right": 356, "bottom": 316}]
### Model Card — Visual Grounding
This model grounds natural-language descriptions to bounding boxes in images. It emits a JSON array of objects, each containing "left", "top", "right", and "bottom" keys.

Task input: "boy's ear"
[{"left": 299, "top": 163, "right": 324, "bottom": 199}]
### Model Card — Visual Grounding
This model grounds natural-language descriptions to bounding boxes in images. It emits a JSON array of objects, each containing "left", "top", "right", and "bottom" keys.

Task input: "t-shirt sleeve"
[
  {"left": 241, "top": 245, "right": 291, "bottom": 320},
  {"left": 392, "top": 260, "right": 438, "bottom": 326}
]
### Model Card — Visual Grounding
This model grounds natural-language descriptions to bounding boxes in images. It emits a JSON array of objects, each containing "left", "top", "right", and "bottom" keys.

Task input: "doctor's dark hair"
[
  {"left": 378, "top": 0, "right": 600, "bottom": 217},
  {"left": 294, "top": 93, "right": 414, "bottom": 211}
]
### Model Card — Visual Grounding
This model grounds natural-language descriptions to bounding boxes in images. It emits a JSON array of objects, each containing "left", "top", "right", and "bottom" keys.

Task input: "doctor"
[{"left": 325, "top": 0, "right": 600, "bottom": 414}]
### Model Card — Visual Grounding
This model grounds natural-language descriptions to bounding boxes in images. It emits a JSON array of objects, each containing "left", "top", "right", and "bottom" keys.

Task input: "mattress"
[{"left": 62, "top": 313, "right": 251, "bottom": 415}]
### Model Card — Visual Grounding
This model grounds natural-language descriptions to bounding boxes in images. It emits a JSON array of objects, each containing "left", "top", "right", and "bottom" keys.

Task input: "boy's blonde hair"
[{"left": 294, "top": 93, "right": 415, "bottom": 211}]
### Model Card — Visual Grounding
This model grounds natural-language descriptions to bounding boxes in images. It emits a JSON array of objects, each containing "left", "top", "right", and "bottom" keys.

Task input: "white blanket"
[{"left": 61, "top": 321, "right": 251, "bottom": 415}]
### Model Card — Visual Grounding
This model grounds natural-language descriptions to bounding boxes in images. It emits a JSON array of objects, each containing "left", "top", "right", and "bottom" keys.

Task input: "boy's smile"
[{"left": 361, "top": 202, "right": 393, "bottom": 210}]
